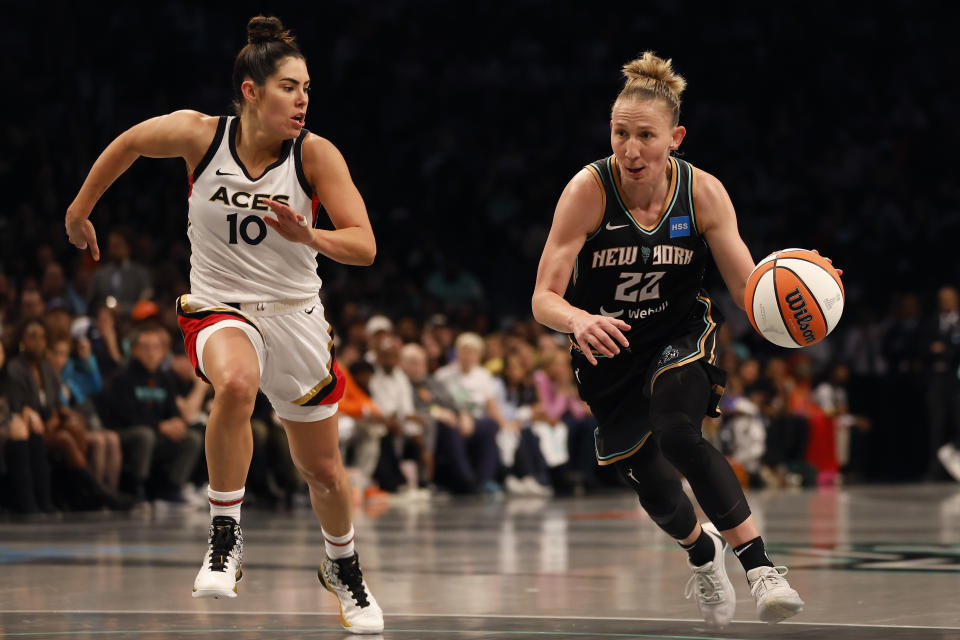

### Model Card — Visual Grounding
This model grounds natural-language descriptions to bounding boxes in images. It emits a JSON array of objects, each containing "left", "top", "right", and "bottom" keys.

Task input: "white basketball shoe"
[
  {"left": 683, "top": 523, "right": 736, "bottom": 628},
  {"left": 319, "top": 553, "right": 384, "bottom": 634},
  {"left": 192, "top": 516, "right": 243, "bottom": 598},
  {"left": 747, "top": 565, "right": 805, "bottom": 622}
]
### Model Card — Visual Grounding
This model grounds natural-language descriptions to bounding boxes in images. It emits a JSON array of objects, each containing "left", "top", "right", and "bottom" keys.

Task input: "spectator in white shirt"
[
  {"left": 369, "top": 334, "right": 426, "bottom": 492},
  {"left": 431, "top": 332, "right": 503, "bottom": 493}
]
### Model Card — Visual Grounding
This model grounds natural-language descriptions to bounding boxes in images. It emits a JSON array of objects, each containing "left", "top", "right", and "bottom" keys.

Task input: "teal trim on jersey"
[
  {"left": 683, "top": 159, "right": 698, "bottom": 237},
  {"left": 595, "top": 431, "right": 652, "bottom": 462},
  {"left": 606, "top": 156, "right": 680, "bottom": 236},
  {"left": 585, "top": 225, "right": 603, "bottom": 242},
  {"left": 648, "top": 295, "right": 715, "bottom": 391}
]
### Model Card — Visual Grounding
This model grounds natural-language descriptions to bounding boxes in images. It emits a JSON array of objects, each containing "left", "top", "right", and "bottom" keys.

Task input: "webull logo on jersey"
[
  {"left": 669, "top": 216, "right": 691, "bottom": 238},
  {"left": 785, "top": 288, "right": 817, "bottom": 344}
]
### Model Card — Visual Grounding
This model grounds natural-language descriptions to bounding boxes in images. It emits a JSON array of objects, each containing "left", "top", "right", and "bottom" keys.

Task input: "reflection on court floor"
[{"left": 2, "top": 484, "right": 960, "bottom": 638}]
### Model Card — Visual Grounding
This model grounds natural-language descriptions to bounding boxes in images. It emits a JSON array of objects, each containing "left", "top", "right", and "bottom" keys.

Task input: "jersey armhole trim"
[
  {"left": 688, "top": 162, "right": 701, "bottom": 237},
  {"left": 293, "top": 129, "right": 313, "bottom": 198},
  {"left": 584, "top": 164, "right": 606, "bottom": 241},
  {"left": 191, "top": 116, "right": 227, "bottom": 181}
]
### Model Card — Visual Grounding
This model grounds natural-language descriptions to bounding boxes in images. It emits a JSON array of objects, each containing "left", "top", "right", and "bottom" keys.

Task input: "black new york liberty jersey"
[{"left": 567, "top": 155, "right": 713, "bottom": 350}]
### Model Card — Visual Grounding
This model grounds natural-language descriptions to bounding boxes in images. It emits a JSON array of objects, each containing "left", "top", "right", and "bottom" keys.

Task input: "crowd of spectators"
[
  {"left": 2, "top": 3, "right": 959, "bottom": 513},
  {"left": 1, "top": 243, "right": 958, "bottom": 514}
]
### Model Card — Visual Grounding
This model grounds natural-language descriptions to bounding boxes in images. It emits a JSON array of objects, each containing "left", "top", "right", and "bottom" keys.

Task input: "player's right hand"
[
  {"left": 65, "top": 213, "right": 100, "bottom": 261},
  {"left": 570, "top": 310, "right": 631, "bottom": 366}
]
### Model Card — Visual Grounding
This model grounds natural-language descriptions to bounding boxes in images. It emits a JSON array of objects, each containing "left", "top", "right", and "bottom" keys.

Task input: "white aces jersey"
[{"left": 187, "top": 116, "right": 322, "bottom": 302}]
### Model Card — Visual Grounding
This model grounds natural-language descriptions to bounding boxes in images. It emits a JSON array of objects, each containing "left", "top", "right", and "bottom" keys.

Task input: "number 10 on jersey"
[{"left": 227, "top": 212, "right": 267, "bottom": 245}]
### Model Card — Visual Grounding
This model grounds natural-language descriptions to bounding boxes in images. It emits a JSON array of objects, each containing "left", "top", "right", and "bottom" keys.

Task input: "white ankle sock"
[
  {"left": 322, "top": 525, "right": 355, "bottom": 559},
  {"left": 208, "top": 487, "right": 244, "bottom": 523}
]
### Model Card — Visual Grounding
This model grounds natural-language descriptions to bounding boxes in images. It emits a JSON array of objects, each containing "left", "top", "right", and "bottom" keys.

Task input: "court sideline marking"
[{"left": 0, "top": 611, "right": 958, "bottom": 631}]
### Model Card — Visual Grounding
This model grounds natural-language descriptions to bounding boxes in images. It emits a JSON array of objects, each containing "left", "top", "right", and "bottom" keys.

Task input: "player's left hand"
[
  {"left": 812, "top": 249, "right": 843, "bottom": 277},
  {"left": 264, "top": 199, "right": 313, "bottom": 245}
]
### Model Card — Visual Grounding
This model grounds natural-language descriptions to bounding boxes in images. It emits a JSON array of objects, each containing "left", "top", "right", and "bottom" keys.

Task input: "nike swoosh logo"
[
  {"left": 216, "top": 169, "right": 237, "bottom": 176},
  {"left": 599, "top": 306, "right": 623, "bottom": 318},
  {"left": 606, "top": 222, "right": 629, "bottom": 230},
  {"left": 305, "top": 307, "right": 315, "bottom": 314},
  {"left": 734, "top": 542, "right": 753, "bottom": 557}
]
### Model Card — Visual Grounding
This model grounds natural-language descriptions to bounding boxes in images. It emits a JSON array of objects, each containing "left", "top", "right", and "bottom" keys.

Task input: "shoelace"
[
  {"left": 208, "top": 520, "right": 237, "bottom": 572},
  {"left": 749, "top": 566, "right": 789, "bottom": 598},
  {"left": 333, "top": 557, "right": 370, "bottom": 608},
  {"left": 684, "top": 564, "right": 723, "bottom": 604}
]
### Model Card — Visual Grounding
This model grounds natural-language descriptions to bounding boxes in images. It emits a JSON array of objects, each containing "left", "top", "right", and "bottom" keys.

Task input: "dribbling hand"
[
  {"left": 65, "top": 213, "right": 100, "bottom": 261},
  {"left": 263, "top": 199, "right": 313, "bottom": 244},
  {"left": 570, "top": 309, "right": 631, "bottom": 366},
  {"left": 811, "top": 249, "right": 843, "bottom": 277}
]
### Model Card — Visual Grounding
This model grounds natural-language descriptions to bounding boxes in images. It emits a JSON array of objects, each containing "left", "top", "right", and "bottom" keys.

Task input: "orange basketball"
[{"left": 744, "top": 248, "right": 844, "bottom": 348}]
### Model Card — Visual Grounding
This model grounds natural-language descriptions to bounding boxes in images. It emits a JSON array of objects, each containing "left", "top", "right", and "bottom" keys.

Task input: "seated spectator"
[
  {"left": 814, "top": 362, "right": 870, "bottom": 484},
  {"left": 369, "top": 335, "right": 427, "bottom": 493},
  {"left": 87, "top": 229, "right": 153, "bottom": 319},
  {"left": 492, "top": 352, "right": 552, "bottom": 496},
  {"left": 41, "top": 262, "right": 87, "bottom": 317},
  {"left": 47, "top": 332, "right": 123, "bottom": 495},
  {"left": 532, "top": 349, "right": 598, "bottom": 493},
  {"left": 5, "top": 319, "right": 125, "bottom": 510},
  {"left": 101, "top": 325, "right": 202, "bottom": 502},
  {"left": 432, "top": 332, "right": 502, "bottom": 493},
  {"left": 338, "top": 360, "right": 389, "bottom": 500},
  {"left": 758, "top": 357, "right": 815, "bottom": 488},
  {"left": 0, "top": 341, "right": 55, "bottom": 513}
]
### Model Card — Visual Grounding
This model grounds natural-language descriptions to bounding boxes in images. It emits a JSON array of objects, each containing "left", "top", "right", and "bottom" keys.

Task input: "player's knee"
[
  {"left": 297, "top": 456, "right": 343, "bottom": 492},
  {"left": 212, "top": 369, "right": 259, "bottom": 409},
  {"left": 654, "top": 413, "right": 700, "bottom": 462}
]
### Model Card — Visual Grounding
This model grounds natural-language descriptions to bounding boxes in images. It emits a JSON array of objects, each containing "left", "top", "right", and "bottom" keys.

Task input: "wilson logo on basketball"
[{"left": 785, "top": 288, "right": 816, "bottom": 343}]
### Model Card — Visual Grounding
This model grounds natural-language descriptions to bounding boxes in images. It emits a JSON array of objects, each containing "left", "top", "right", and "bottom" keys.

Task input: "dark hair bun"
[{"left": 247, "top": 15, "right": 292, "bottom": 45}]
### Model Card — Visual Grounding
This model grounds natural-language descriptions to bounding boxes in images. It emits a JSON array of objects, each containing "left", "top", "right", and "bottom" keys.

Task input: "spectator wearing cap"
[
  {"left": 432, "top": 332, "right": 503, "bottom": 493},
  {"left": 363, "top": 314, "right": 393, "bottom": 364}
]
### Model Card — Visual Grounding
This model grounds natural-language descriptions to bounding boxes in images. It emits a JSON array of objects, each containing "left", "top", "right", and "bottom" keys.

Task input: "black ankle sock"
[
  {"left": 733, "top": 536, "right": 774, "bottom": 572},
  {"left": 680, "top": 529, "right": 716, "bottom": 567}
]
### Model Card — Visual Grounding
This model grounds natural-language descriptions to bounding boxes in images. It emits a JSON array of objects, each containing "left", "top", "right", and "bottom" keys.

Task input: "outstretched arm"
[
  {"left": 65, "top": 110, "right": 216, "bottom": 260},
  {"left": 265, "top": 134, "right": 375, "bottom": 266},
  {"left": 532, "top": 169, "right": 631, "bottom": 365},
  {"left": 693, "top": 168, "right": 756, "bottom": 310}
]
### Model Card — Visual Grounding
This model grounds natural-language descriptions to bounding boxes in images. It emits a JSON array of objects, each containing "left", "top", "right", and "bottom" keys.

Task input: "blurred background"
[{"left": 1, "top": 0, "right": 957, "bottom": 515}]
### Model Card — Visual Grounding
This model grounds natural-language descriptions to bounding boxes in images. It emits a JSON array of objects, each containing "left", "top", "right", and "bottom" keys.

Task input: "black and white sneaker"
[
  {"left": 319, "top": 553, "right": 384, "bottom": 634},
  {"left": 192, "top": 516, "right": 243, "bottom": 598}
]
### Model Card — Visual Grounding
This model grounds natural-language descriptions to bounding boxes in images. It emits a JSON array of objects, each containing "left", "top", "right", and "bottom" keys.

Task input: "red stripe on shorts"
[{"left": 178, "top": 312, "right": 249, "bottom": 383}]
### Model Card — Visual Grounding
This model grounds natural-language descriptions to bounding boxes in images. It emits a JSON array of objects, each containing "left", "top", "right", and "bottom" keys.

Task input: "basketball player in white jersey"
[{"left": 65, "top": 16, "right": 382, "bottom": 634}]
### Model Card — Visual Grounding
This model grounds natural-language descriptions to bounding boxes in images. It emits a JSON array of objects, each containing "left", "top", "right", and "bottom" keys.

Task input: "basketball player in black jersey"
[{"left": 533, "top": 52, "right": 809, "bottom": 627}]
